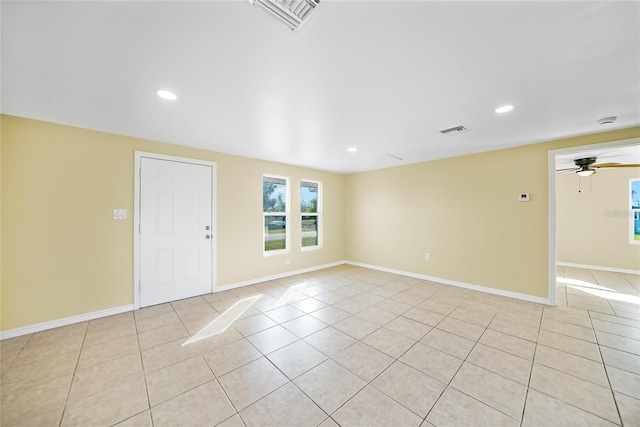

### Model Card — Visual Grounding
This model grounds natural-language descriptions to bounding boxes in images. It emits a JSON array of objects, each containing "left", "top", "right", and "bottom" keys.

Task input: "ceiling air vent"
[
  {"left": 440, "top": 125, "right": 469, "bottom": 136},
  {"left": 248, "top": 0, "right": 320, "bottom": 32}
]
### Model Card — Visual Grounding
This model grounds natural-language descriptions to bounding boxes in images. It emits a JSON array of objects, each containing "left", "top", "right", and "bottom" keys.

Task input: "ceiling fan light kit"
[
  {"left": 574, "top": 157, "right": 597, "bottom": 177},
  {"left": 577, "top": 168, "right": 595, "bottom": 177}
]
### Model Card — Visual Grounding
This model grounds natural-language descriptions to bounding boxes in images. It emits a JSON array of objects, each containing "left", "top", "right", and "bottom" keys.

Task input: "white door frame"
[
  {"left": 547, "top": 136, "right": 640, "bottom": 306},
  {"left": 134, "top": 151, "right": 217, "bottom": 309}
]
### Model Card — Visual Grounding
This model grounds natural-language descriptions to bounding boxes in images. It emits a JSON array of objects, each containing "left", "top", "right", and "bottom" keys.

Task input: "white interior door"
[{"left": 140, "top": 157, "right": 214, "bottom": 307}]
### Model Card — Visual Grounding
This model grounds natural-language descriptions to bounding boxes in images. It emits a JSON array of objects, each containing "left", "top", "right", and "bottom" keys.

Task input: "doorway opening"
[{"left": 548, "top": 138, "right": 640, "bottom": 310}]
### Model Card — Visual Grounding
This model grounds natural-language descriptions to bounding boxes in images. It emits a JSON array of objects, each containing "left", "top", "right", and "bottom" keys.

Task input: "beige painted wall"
[
  {"left": 1, "top": 115, "right": 346, "bottom": 331},
  {"left": 0, "top": 116, "right": 3, "bottom": 328},
  {"left": 2, "top": 114, "right": 639, "bottom": 332},
  {"left": 557, "top": 167, "right": 640, "bottom": 271},
  {"left": 345, "top": 128, "right": 640, "bottom": 299}
]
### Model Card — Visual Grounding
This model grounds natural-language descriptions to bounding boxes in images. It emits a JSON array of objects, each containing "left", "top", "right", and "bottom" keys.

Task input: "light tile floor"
[{"left": 1, "top": 265, "right": 639, "bottom": 426}]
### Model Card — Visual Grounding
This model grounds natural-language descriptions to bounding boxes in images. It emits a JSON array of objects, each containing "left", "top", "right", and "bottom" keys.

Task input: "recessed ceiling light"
[
  {"left": 347, "top": 147, "right": 358, "bottom": 153},
  {"left": 155, "top": 89, "right": 177, "bottom": 100},
  {"left": 495, "top": 105, "right": 514, "bottom": 114}
]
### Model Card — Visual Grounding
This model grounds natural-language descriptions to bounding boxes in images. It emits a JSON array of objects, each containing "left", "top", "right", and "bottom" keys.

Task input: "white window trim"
[
  {"left": 301, "top": 179, "right": 322, "bottom": 252},
  {"left": 263, "top": 174, "right": 290, "bottom": 256},
  {"left": 630, "top": 178, "right": 640, "bottom": 245}
]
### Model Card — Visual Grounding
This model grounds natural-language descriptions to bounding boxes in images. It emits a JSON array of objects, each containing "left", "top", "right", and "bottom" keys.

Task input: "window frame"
[
  {"left": 263, "top": 174, "right": 290, "bottom": 256},
  {"left": 631, "top": 178, "right": 640, "bottom": 245},
  {"left": 300, "top": 179, "right": 322, "bottom": 251}
]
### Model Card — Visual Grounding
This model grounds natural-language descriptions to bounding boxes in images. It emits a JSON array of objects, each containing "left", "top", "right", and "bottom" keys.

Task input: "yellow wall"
[
  {"left": 2, "top": 113, "right": 639, "bottom": 332},
  {"left": 0, "top": 116, "right": 3, "bottom": 331},
  {"left": 345, "top": 127, "right": 640, "bottom": 299},
  {"left": 557, "top": 167, "right": 640, "bottom": 271},
  {"left": 1, "top": 115, "right": 346, "bottom": 331}
]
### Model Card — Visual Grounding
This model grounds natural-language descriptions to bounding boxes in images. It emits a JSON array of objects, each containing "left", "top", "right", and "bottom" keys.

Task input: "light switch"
[{"left": 113, "top": 209, "right": 127, "bottom": 220}]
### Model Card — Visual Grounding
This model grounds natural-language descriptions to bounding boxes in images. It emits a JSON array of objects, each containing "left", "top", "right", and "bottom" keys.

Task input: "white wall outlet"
[
  {"left": 518, "top": 193, "right": 530, "bottom": 202},
  {"left": 113, "top": 209, "right": 127, "bottom": 220},
  {"left": 424, "top": 252, "right": 431, "bottom": 261},
  {"left": 284, "top": 259, "right": 291, "bottom": 265}
]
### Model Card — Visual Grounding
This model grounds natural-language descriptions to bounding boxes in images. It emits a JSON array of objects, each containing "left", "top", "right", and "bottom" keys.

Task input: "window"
[
  {"left": 301, "top": 180, "right": 321, "bottom": 250},
  {"left": 263, "top": 176, "right": 289, "bottom": 254},
  {"left": 631, "top": 179, "right": 640, "bottom": 244}
]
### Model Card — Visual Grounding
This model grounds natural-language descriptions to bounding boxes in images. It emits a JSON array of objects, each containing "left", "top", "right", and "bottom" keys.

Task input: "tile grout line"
[
  {"left": 180, "top": 298, "right": 246, "bottom": 427},
  {"left": 5, "top": 265, "right": 636, "bottom": 427},
  {"left": 331, "top": 311, "right": 429, "bottom": 420},
  {"left": 211, "top": 276, "right": 357, "bottom": 425},
  {"left": 240, "top": 279, "right": 432, "bottom": 424},
  {"left": 220, "top": 274, "right": 362, "bottom": 425},
  {"left": 518, "top": 303, "right": 547, "bottom": 427},
  {"left": 535, "top": 279, "right": 632, "bottom": 426},
  {"left": 57, "top": 321, "right": 89, "bottom": 427},
  {"left": 260, "top": 356, "right": 331, "bottom": 426},
  {"left": 421, "top": 302, "right": 527, "bottom": 426},
  {"left": 0, "top": 333, "right": 34, "bottom": 381},
  {"left": 589, "top": 308, "right": 625, "bottom": 427},
  {"left": 136, "top": 305, "right": 159, "bottom": 427}
]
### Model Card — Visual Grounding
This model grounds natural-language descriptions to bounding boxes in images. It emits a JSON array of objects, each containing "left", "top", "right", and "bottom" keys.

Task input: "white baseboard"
[
  {"left": 215, "top": 260, "right": 348, "bottom": 292},
  {"left": 557, "top": 262, "right": 640, "bottom": 275},
  {"left": 0, "top": 263, "right": 349, "bottom": 340},
  {"left": 347, "top": 261, "right": 551, "bottom": 305},
  {"left": 0, "top": 305, "right": 134, "bottom": 340},
  {"left": 2, "top": 258, "right": 556, "bottom": 340}
]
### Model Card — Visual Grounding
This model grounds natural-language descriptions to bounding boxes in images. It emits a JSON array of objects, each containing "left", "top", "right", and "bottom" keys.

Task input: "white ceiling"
[{"left": 2, "top": 1, "right": 639, "bottom": 174}]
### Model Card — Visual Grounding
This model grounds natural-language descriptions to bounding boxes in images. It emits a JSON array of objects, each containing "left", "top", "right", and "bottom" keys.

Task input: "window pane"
[
  {"left": 632, "top": 180, "right": 640, "bottom": 242},
  {"left": 265, "top": 215, "right": 286, "bottom": 251},
  {"left": 264, "top": 178, "right": 287, "bottom": 212},
  {"left": 301, "top": 182, "right": 318, "bottom": 213},
  {"left": 302, "top": 215, "right": 318, "bottom": 247}
]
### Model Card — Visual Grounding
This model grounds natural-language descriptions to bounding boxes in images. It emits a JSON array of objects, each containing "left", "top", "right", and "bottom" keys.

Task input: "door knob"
[
  {"left": 205, "top": 235, "right": 211, "bottom": 239},
  {"left": 205, "top": 226, "right": 210, "bottom": 230}
]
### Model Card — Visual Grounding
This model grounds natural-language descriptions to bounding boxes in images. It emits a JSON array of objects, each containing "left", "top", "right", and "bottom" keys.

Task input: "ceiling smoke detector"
[
  {"left": 440, "top": 125, "right": 470, "bottom": 136},
  {"left": 597, "top": 116, "right": 617, "bottom": 126},
  {"left": 248, "top": 0, "right": 320, "bottom": 32}
]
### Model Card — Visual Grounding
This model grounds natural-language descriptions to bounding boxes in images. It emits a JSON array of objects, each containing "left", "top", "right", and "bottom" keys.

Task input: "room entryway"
[
  {"left": 136, "top": 153, "right": 217, "bottom": 307},
  {"left": 548, "top": 138, "right": 640, "bottom": 306}
]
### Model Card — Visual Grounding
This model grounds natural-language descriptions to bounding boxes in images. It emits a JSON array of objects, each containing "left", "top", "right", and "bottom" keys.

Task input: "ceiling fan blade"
[
  {"left": 594, "top": 163, "right": 640, "bottom": 168},
  {"left": 556, "top": 168, "right": 578, "bottom": 174},
  {"left": 592, "top": 162, "right": 620, "bottom": 167}
]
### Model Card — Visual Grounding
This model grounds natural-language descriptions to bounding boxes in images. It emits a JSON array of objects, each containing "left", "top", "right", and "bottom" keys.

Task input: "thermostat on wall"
[{"left": 518, "top": 193, "right": 530, "bottom": 202}]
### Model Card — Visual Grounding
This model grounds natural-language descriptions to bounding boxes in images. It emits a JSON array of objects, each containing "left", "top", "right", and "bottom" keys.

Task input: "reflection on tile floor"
[{"left": 1, "top": 265, "right": 639, "bottom": 426}]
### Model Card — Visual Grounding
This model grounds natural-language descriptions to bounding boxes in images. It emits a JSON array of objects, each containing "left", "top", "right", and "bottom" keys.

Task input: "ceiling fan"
[{"left": 556, "top": 157, "right": 640, "bottom": 177}]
